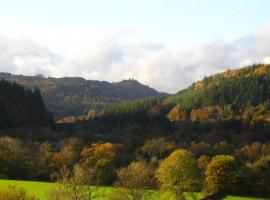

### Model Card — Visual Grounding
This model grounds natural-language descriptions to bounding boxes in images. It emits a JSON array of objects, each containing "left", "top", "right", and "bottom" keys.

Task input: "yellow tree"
[
  {"left": 167, "top": 104, "right": 187, "bottom": 122},
  {"left": 203, "top": 155, "right": 238, "bottom": 197},
  {"left": 156, "top": 149, "right": 201, "bottom": 200}
]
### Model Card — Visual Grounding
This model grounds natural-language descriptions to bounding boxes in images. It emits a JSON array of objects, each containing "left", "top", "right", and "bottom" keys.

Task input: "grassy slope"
[{"left": 0, "top": 180, "right": 268, "bottom": 200}]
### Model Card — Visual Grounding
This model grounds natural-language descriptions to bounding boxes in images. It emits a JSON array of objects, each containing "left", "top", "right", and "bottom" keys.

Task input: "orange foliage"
[
  {"left": 190, "top": 106, "right": 224, "bottom": 121},
  {"left": 148, "top": 105, "right": 162, "bottom": 115},
  {"left": 167, "top": 104, "right": 187, "bottom": 121},
  {"left": 190, "top": 108, "right": 210, "bottom": 121},
  {"left": 55, "top": 116, "right": 76, "bottom": 124},
  {"left": 254, "top": 65, "right": 268, "bottom": 75},
  {"left": 50, "top": 152, "right": 65, "bottom": 169},
  {"left": 193, "top": 81, "right": 205, "bottom": 90},
  {"left": 81, "top": 142, "right": 119, "bottom": 161},
  {"left": 51, "top": 152, "right": 63, "bottom": 163}
]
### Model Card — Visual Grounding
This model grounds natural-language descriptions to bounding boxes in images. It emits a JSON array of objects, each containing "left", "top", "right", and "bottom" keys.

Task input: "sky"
[{"left": 0, "top": 0, "right": 270, "bottom": 93}]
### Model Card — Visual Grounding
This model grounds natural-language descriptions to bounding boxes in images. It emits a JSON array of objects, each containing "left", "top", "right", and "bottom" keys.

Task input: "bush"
[{"left": 0, "top": 185, "right": 39, "bottom": 200}]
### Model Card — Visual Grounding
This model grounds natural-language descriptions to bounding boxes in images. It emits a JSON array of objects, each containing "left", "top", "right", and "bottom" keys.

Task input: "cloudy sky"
[{"left": 1, "top": 0, "right": 270, "bottom": 93}]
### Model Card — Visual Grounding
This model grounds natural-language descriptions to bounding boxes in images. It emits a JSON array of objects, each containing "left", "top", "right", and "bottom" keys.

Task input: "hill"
[
  {"left": 92, "top": 64, "right": 270, "bottom": 124},
  {"left": 165, "top": 64, "right": 270, "bottom": 108},
  {"left": 0, "top": 80, "right": 52, "bottom": 128},
  {"left": 163, "top": 64, "right": 270, "bottom": 121},
  {"left": 0, "top": 73, "right": 164, "bottom": 118}
]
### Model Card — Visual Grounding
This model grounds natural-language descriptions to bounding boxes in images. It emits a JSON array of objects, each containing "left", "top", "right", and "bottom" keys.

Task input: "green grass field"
[{"left": 0, "top": 180, "right": 268, "bottom": 200}]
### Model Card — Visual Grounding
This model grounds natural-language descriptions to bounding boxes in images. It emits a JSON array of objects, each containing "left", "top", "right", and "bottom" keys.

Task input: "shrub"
[{"left": 0, "top": 185, "right": 39, "bottom": 200}]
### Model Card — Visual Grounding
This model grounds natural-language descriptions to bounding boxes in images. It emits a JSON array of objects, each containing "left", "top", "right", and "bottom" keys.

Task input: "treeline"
[
  {"left": 96, "top": 97, "right": 165, "bottom": 124},
  {"left": 1, "top": 135, "right": 270, "bottom": 199},
  {"left": 0, "top": 80, "right": 53, "bottom": 128},
  {"left": 1, "top": 108, "right": 270, "bottom": 198}
]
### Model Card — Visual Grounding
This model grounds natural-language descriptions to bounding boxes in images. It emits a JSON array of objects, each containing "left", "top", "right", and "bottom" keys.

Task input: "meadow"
[{"left": 0, "top": 180, "right": 268, "bottom": 200}]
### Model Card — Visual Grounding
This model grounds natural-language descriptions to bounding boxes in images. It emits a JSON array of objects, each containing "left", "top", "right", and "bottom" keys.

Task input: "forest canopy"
[{"left": 0, "top": 79, "right": 53, "bottom": 128}]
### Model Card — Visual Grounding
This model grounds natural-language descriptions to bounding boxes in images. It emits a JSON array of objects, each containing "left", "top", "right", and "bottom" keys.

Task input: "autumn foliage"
[{"left": 81, "top": 142, "right": 120, "bottom": 162}]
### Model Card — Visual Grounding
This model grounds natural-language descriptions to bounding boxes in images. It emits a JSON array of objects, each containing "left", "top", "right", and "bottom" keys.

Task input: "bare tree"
[{"left": 110, "top": 161, "right": 156, "bottom": 200}]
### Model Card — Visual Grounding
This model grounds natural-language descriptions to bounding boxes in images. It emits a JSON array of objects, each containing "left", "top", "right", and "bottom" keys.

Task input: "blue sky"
[
  {"left": 1, "top": 0, "right": 270, "bottom": 44},
  {"left": 0, "top": 0, "right": 270, "bottom": 92}
]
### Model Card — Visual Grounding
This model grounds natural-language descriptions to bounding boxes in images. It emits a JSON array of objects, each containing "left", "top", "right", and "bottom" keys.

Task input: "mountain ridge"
[{"left": 0, "top": 73, "right": 166, "bottom": 118}]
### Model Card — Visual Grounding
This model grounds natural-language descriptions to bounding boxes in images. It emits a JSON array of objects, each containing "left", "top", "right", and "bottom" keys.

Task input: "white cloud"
[
  {"left": 264, "top": 57, "right": 270, "bottom": 64},
  {"left": 0, "top": 19, "right": 270, "bottom": 93}
]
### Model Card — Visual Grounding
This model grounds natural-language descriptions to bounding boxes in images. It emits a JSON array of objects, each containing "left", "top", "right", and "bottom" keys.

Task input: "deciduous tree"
[
  {"left": 203, "top": 155, "right": 238, "bottom": 197},
  {"left": 111, "top": 161, "right": 156, "bottom": 200},
  {"left": 156, "top": 149, "right": 201, "bottom": 200}
]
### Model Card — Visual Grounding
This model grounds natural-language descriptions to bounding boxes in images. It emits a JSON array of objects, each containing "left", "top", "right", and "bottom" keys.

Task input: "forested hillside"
[
  {"left": 0, "top": 73, "right": 164, "bottom": 118},
  {"left": 165, "top": 64, "right": 270, "bottom": 107},
  {"left": 0, "top": 80, "right": 52, "bottom": 128},
  {"left": 164, "top": 64, "right": 270, "bottom": 122},
  {"left": 88, "top": 64, "right": 270, "bottom": 124}
]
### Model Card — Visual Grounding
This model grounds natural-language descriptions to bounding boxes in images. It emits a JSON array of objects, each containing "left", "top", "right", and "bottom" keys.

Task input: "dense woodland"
[
  {"left": 1, "top": 64, "right": 270, "bottom": 199},
  {"left": 0, "top": 80, "right": 53, "bottom": 129}
]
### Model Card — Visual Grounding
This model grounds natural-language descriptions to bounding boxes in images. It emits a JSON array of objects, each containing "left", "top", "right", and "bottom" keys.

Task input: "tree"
[
  {"left": 190, "top": 142, "right": 213, "bottom": 157},
  {"left": 247, "top": 155, "right": 270, "bottom": 196},
  {"left": 51, "top": 138, "right": 83, "bottom": 171},
  {"left": 81, "top": 142, "right": 119, "bottom": 162},
  {"left": 35, "top": 141, "right": 54, "bottom": 180},
  {"left": 0, "top": 136, "right": 33, "bottom": 179},
  {"left": 94, "top": 158, "right": 117, "bottom": 185},
  {"left": 137, "top": 138, "right": 176, "bottom": 160},
  {"left": 203, "top": 155, "right": 238, "bottom": 197},
  {"left": 237, "top": 142, "right": 270, "bottom": 162},
  {"left": 50, "top": 164, "right": 103, "bottom": 200},
  {"left": 80, "top": 142, "right": 119, "bottom": 186},
  {"left": 197, "top": 155, "right": 211, "bottom": 177},
  {"left": 111, "top": 161, "right": 156, "bottom": 200},
  {"left": 156, "top": 149, "right": 201, "bottom": 200},
  {"left": 167, "top": 104, "right": 187, "bottom": 122},
  {"left": 214, "top": 141, "right": 234, "bottom": 155}
]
